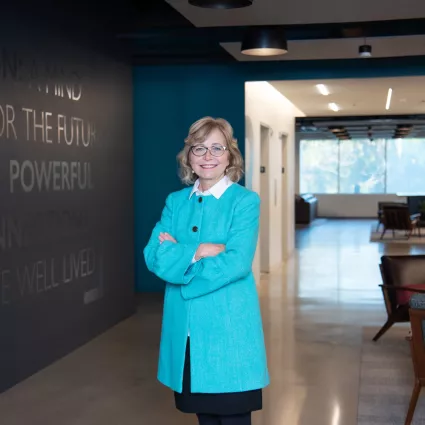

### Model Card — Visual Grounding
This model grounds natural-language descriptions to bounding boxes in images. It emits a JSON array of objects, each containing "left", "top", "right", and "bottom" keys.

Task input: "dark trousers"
[{"left": 197, "top": 413, "right": 251, "bottom": 425}]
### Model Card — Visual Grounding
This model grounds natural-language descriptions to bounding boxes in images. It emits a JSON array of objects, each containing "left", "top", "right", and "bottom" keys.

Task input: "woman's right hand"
[{"left": 195, "top": 243, "right": 225, "bottom": 261}]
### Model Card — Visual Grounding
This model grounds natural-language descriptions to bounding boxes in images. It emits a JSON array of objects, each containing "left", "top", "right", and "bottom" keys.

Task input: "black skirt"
[{"left": 174, "top": 338, "right": 262, "bottom": 415}]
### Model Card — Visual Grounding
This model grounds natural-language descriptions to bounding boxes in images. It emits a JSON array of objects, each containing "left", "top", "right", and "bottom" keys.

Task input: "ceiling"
[
  {"left": 270, "top": 76, "right": 425, "bottom": 116},
  {"left": 162, "top": 0, "right": 425, "bottom": 63},
  {"left": 270, "top": 77, "right": 425, "bottom": 140},
  {"left": 14, "top": 0, "right": 425, "bottom": 64},
  {"left": 272, "top": 75, "right": 425, "bottom": 140},
  {"left": 222, "top": 35, "right": 425, "bottom": 61},
  {"left": 166, "top": 0, "right": 425, "bottom": 27}
]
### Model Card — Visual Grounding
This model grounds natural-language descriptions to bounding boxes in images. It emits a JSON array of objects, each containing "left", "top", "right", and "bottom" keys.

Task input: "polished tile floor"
[{"left": 1, "top": 219, "right": 425, "bottom": 425}]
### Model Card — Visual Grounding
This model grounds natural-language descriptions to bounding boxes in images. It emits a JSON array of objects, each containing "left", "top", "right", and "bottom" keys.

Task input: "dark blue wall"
[
  {"left": 134, "top": 56, "right": 425, "bottom": 292},
  {"left": 134, "top": 65, "right": 245, "bottom": 291}
]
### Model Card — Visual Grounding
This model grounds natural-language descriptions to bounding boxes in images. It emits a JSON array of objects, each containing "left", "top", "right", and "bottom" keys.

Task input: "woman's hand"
[
  {"left": 159, "top": 232, "right": 177, "bottom": 244},
  {"left": 195, "top": 243, "right": 225, "bottom": 261}
]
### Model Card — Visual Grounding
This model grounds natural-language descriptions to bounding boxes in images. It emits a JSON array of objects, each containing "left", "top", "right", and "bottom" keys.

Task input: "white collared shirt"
[{"left": 189, "top": 175, "right": 233, "bottom": 200}]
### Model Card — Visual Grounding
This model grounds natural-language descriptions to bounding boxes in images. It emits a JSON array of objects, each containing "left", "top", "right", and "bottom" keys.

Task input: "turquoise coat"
[{"left": 143, "top": 183, "right": 269, "bottom": 393}]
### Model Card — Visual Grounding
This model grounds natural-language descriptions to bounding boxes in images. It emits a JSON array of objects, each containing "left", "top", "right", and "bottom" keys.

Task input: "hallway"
[{"left": 1, "top": 219, "right": 424, "bottom": 424}]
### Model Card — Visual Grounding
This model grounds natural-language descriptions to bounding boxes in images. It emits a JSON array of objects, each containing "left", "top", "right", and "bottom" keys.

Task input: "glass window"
[
  {"left": 386, "top": 138, "right": 425, "bottom": 194},
  {"left": 299, "top": 137, "right": 425, "bottom": 194},
  {"left": 299, "top": 140, "right": 339, "bottom": 194},
  {"left": 338, "top": 139, "right": 386, "bottom": 194}
]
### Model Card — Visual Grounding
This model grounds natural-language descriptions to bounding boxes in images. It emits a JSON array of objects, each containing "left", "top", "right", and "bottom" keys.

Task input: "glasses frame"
[{"left": 190, "top": 144, "right": 228, "bottom": 157}]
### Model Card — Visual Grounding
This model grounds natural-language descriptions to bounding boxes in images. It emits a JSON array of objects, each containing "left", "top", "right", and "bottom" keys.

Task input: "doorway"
[{"left": 260, "top": 124, "right": 270, "bottom": 273}]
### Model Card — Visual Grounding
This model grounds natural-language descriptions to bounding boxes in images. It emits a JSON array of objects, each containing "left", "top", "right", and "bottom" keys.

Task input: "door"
[
  {"left": 280, "top": 132, "right": 288, "bottom": 260},
  {"left": 260, "top": 125, "right": 270, "bottom": 273}
]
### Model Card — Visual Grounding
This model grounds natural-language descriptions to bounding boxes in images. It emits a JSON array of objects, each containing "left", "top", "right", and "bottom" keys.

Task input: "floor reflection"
[
  {"left": 255, "top": 218, "right": 425, "bottom": 425},
  {"left": 1, "top": 219, "right": 425, "bottom": 425}
]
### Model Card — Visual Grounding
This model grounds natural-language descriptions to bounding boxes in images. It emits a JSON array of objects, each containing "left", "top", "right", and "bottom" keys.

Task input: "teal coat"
[{"left": 143, "top": 183, "right": 269, "bottom": 394}]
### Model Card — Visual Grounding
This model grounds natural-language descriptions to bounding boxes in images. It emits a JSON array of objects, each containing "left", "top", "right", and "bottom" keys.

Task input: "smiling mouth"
[{"left": 200, "top": 165, "right": 217, "bottom": 169}]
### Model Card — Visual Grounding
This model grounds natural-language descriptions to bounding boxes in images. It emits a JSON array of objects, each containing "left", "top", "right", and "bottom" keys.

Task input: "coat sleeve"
[
  {"left": 143, "top": 193, "right": 199, "bottom": 285},
  {"left": 181, "top": 191, "right": 260, "bottom": 300}
]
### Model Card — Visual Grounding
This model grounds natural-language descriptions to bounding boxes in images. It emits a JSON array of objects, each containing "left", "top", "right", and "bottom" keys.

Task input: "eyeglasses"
[{"left": 190, "top": 145, "right": 227, "bottom": 157}]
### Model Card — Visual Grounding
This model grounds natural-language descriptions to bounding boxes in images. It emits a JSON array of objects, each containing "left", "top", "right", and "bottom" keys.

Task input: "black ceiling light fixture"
[
  {"left": 189, "top": 0, "right": 253, "bottom": 8},
  {"left": 241, "top": 26, "right": 288, "bottom": 56},
  {"left": 359, "top": 38, "right": 372, "bottom": 58}
]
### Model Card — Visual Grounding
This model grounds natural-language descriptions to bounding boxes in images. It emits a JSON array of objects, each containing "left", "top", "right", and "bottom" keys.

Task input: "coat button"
[
  {"left": 198, "top": 197, "right": 203, "bottom": 203},
  {"left": 192, "top": 226, "right": 198, "bottom": 232}
]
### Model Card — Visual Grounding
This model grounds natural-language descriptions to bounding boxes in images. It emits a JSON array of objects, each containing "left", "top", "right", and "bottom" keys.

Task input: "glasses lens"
[
  {"left": 192, "top": 146, "right": 207, "bottom": 156},
  {"left": 211, "top": 146, "right": 225, "bottom": 156},
  {"left": 191, "top": 145, "right": 225, "bottom": 156}
]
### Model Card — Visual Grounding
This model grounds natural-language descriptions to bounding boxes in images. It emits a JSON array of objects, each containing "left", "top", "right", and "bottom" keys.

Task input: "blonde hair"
[{"left": 177, "top": 117, "right": 244, "bottom": 185}]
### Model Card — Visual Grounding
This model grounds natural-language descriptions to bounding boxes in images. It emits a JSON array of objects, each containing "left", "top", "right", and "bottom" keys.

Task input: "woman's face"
[{"left": 189, "top": 128, "right": 230, "bottom": 188}]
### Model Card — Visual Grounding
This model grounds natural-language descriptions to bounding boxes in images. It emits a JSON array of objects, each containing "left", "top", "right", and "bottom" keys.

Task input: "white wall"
[
  {"left": 245, "top": 82, "right": 305, "bottom": 281},
  {"left": 315, "top": 194, "right": 406, "bottom": 217}
]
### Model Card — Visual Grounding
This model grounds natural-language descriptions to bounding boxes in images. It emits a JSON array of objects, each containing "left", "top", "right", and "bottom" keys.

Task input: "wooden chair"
[
  {"left": 380, "top": 206, "right": 421, "bottom": 239},
  {"left": 373, "top": 255, "right": 425, "bottom": 342},
  {"left": 404, "top": 294, "right": 425, "bottom": 425},
  {"left": 376, "top": 201, "right": 407, "bottom": 231}
]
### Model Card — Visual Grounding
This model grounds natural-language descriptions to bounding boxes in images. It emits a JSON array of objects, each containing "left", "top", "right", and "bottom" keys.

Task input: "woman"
[{"left": 143, "top": 117, "right": 269, "bottom": 425}]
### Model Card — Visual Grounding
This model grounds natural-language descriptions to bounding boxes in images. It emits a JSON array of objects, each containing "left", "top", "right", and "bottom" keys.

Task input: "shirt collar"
[{"left": 189, "top": 175, "right": 233, "bottom": 200}]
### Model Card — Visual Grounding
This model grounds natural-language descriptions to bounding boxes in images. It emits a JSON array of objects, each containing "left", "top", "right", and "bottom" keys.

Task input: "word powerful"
[{"left": 10, "top": 160, "right": 94, "bottom": 193}]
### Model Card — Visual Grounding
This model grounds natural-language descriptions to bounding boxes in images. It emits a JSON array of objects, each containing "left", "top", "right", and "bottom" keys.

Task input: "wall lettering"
[
  {"left": 0, "top": 104, "right": 17, "bottom": 140},
  {"left": 10, "top": 160, "right": 94, "bottom": 193},
  {"left": 0, "top": 247, "right": 96, "bottom": 305},
  {"left": 0, "top": 47, "right": 83, "bottom": 101},
  {"left": 0, "top": 104, "right": 97, "bottom": 193}
]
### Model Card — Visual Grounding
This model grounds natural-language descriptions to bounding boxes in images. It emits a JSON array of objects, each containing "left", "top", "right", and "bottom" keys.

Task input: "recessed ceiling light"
[
  {"left": 316, "top": 84, "right": 329, "bottom": 96},
  {"left": 328, "top": 102, "right": 340, "bottom": 112},
  {"left": 386, "top": 88, "right": 393, "bottom": 110}
]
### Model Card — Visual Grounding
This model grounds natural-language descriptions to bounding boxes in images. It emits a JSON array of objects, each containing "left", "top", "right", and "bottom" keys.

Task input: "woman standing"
[{"left": 143, "top": 117, "right": 269, "bottom": 425}]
